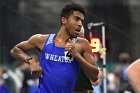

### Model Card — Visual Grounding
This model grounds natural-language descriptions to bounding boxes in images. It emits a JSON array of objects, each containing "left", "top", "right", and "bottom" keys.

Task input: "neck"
[{"left": 55, "top": 27, "right": 71, "bottom": 42}]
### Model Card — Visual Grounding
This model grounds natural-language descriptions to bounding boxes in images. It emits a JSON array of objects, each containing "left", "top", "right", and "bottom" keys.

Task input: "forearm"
[
  {"left": 75, "top": 54, "right": 99, "bottom": 81},
  {"left": 10, "top": 46, "right": 32, "bottom": 64},
  {"left": 92, "top": 68, "right": 103, "bottom": 86}
]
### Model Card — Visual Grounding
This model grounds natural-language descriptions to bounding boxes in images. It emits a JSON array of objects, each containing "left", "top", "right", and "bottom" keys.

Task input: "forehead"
[{"left": 70, "top": 11, "right": 84, "bottom": 20}]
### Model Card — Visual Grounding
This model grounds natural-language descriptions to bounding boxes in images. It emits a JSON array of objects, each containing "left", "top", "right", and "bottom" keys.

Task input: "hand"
[
  {"left": 65, "top": 39, "right": 79, "bottom": 57},
  {"left": 98, "top": 68, "right": 103, "bottom": 83},
  {"left": 28, "top": 59, "right": 42, "bottom": 78}
]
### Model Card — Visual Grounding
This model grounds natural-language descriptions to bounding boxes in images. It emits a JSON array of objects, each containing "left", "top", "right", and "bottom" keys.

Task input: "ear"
[{"left": 61, "top": 17, "right": 67, "bottom": 25}]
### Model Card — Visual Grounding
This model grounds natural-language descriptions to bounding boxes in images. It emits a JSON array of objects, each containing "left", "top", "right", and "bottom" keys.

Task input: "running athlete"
[
  {"left": 10, "top": 2, "right": 99, "bottom": 93},
  {"left": 126, "top": 58, "right": 140, "bottom": 93}
]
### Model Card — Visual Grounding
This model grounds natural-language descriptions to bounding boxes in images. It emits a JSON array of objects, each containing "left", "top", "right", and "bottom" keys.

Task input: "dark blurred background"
[
  {"left": 1, "top": 0, "right": 140, "bottom": 93},
  {"left": 0, "top": 0, "right": 140, "bottom": 65}
]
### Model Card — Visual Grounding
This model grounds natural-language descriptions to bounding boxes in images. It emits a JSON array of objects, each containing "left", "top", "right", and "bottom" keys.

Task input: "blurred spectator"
[
  {"left": 26, "top": 54, "right": 39, "bottom": 93},
  {"left": 14, "top": 61, "right": 25, "bottom": 93},
  {"left": 14, "top": 61, "right": 24, "bottom": 84},
  {"left": 99, "top": 69, "right": 119, "bottom": 93},
  {"left": 107, "top": 72, "right": 120, "bottom": 93},
  {"left": 20, "top": 54, "right": 39, "bottom": 93},
  {"left": 0, "top": 68, "right": 10, "bottom": 93},
  {"left": 27, "top": 78, "right": 38, "bottom": 93},
  {"left": 0, "top": 78, "right": 10, "bottom": 93},
  {"left": 0, "top": 67, "right": 17, "bottom": 93},
  {"left": 113, "top": 52, "right": 134, "bottom": 93}
]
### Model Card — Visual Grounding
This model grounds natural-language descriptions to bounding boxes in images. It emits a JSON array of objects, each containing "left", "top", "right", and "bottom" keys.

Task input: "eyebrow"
[{"left": 74, "top": 16, "right": 84, "bottom": 21}]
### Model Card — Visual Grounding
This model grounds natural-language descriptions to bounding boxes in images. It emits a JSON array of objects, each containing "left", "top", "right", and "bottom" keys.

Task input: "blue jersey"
[{"left": 35, "top": 34, "right": 80, "bottom": 93}]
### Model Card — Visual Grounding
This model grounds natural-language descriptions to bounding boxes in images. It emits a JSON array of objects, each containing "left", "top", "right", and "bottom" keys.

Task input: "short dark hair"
[{"left": 60, "top": 2, "right": 86, "bottom": 19}]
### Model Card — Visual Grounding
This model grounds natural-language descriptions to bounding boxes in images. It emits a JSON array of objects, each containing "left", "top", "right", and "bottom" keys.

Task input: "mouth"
[{"left": 75, "top": 28, "right": 81, "bottom": 32}]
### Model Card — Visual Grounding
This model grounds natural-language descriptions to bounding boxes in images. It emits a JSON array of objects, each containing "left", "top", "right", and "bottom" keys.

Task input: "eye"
[
  {"left": 74, "top": 17, "right": 79, "bottom": 21},
  {"left": 74, "top": 16, "right": 84, "bottom": 24}
]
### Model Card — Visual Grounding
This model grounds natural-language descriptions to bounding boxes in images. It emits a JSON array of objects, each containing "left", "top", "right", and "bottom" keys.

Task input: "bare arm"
[
  {"left": 126, "top": 58, "right": 140, "bottom": 93},
  {"left": 65, "top": 39, "right": 99, "bottom": 81},
  {"left": 10, "top": 34, "right": 46, "bottom": 77},
  {"left": 11, "top": 34, "right": 41, "bottom": 63},
  {"left": 76, "top": 39, "right": 99, "bottom": 82}
]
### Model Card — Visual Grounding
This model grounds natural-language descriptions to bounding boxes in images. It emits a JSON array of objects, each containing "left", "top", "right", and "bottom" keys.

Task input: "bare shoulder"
[
  {"left": 28, "top": 34, "right": 48, "bottom": 44},
  {"left": 77, "top": 37, "right": 92, "bottom": 52},
  {"left": 28, "top": 34, "right": 49, "bottom": 49},
  {"left": 13, "top": 34, "right": 49, "bottom": 52},
  {"left": 29, "top": 34, "right": 48, "bottom": 42},
  {"left": 76, "top": 38, "right": 95, "bottom": 65},
  {"left": 77, "top": 37, "right": 89, "bottom": 43},
  {"left": 77, "top": 37, "right": 91, "bottom": 47}
]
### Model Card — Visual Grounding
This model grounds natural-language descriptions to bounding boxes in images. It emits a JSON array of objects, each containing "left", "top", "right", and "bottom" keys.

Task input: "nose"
[{"left": 78, "top": 20, "right": 82, "bottom": 27}]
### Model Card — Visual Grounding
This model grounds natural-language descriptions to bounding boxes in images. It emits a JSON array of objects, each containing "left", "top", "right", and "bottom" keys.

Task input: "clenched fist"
[
  {"left": 28, "top": 58, "right": 42, "bottom": 78},
  {"left": 65, "top": 39, "right": 79, "bottom": 57}
]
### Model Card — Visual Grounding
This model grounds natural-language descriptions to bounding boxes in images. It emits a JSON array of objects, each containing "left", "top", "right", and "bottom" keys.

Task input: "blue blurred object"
[
  {"left": 0, "top": 79, "right": 10, "bottom": 93},
  {"left": 27, "top": 79, "right": 38, "bottom": 93}
]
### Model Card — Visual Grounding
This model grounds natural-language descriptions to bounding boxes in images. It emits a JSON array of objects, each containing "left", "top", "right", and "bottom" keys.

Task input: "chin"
[
  {"left": 72, "top": 35, "right": 78, "bottom": 38},
  {"left": 70, "top": 34, "right": 77, "bottom": 38}
]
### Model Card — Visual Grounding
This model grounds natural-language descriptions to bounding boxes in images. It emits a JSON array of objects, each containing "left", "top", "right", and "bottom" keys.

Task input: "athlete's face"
[{"left": 63, "top": 11, "right": 84, "bottom": 38}]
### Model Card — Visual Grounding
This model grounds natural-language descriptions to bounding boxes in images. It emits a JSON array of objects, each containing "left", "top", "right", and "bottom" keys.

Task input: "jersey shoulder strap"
[{"left": 46, "top": 34, "right": 55, "bottom": 45}]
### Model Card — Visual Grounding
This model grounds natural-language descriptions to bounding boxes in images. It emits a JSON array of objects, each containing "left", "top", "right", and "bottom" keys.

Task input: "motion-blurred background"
[{"left": 0, "top": 0, "right": 140, "bottom": 93}]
